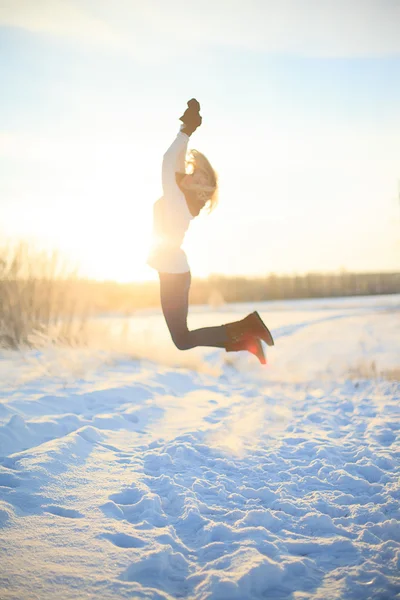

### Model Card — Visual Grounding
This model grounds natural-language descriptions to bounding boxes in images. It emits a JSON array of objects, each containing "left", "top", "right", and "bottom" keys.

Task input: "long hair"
[{"left": 183, "top": 149, "right": 218, "bottom": 213}]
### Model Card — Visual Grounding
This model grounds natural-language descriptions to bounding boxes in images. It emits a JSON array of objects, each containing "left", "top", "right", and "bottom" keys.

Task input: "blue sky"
[{"left": 1, "top": 0, "right": 399, "bottom": 281}]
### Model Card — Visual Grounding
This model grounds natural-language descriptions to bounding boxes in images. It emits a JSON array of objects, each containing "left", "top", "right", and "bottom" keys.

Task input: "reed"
[{"left": 0, "top": 242, "right": 90, "bottom": 349}]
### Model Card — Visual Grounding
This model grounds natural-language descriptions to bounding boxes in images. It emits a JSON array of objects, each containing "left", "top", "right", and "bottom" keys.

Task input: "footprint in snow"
[
  {"left": 44, "top": 505, "right": 84, "bottom": 519},
  {"left": 123, "top": 413, "right": 139, "bottom": 423},
  {"left": 204, "top": 407, "right": 230, "bottom": 423},
  {"left": 0, "top": 472, "right": 20, "bottom": 488},
  {"left": 110, "top": 487, "right": 143, "bottom": 505},
  {"left": 99, "top": 501, "right": 124, "bottom": 519},
  {"left": 100, "top": 532, "right": 146, "bottom": 548}
]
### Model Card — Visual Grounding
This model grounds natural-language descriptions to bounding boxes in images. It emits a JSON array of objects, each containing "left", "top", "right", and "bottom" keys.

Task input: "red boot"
[
  {"left": 240, "top": 311, "right": 274, "bottom": 346},
  {"left": 226, "top": 335, "right": 266, "bottom": 365},
  {"left": 224, "top": 321, "right": 267, "bottom": 365}
]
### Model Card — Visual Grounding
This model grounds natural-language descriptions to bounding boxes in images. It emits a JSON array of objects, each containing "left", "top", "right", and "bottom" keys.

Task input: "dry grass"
[
  {"left": 0, "top": 242, "right": 91, "bottom": 349},
  {"left": 348, "top": 360, "right": 400, "bottom": 382}
]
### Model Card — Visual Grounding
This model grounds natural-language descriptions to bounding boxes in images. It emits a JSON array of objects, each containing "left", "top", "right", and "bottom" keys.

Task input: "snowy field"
[{"left": 0, "top": 294, "right": 399, "bottom": 600}]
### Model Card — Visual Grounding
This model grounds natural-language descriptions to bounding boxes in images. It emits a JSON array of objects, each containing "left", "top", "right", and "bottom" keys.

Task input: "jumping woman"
[{"left": 147, "top": 99, "right": 274, "bottom": 364}]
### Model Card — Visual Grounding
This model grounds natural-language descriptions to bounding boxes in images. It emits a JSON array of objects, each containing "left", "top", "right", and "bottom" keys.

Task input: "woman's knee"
[{"left": 171, "top": 331, "right": 192, "bottom": 351}]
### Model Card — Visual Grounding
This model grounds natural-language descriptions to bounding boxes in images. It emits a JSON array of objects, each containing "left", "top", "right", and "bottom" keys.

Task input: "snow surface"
[{"left": 0, "top": 294, "right": 399, "bottom": 599}]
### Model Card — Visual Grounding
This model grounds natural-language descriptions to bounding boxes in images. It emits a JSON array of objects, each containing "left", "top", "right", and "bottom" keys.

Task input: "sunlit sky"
[{"left": 0, "top": 0, "right": 399, "bottom": 282}]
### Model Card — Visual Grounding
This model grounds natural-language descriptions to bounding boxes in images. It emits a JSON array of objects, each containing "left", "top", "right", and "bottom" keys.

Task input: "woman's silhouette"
[{"left": 148, "top": 99, "right": 274, "bottom": 364}]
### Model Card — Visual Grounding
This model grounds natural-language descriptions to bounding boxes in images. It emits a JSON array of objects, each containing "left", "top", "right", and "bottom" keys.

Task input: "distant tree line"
[
  {"left": 189, "top": 271, "right": 400, "bottom": 305},
  {"left": 81, "top": 271, "right": 400, "bottom": 312}
]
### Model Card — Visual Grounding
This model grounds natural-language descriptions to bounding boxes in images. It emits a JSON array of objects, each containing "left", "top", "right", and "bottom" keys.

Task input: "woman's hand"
[
  {"left": 180, "top": 98, "right": 202, "bottom": 136},
  {"left": 181, "top": 120, "right": 201, "bottom": 136}
]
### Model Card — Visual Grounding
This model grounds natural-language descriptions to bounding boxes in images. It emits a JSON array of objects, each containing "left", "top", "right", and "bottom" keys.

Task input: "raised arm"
[
  {"left": 161, "top": 131, "right": 190, "bottom": 199},
  {"left": 162, "top": 99, "right": 202, "bottom": 199}
]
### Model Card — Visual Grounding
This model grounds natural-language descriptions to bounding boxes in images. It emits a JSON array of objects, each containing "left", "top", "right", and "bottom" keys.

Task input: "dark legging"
[{"left": 159, "top": 271, "right": 228, "bottom": 350}]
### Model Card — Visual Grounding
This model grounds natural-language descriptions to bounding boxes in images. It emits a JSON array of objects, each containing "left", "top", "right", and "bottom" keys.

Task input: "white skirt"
[{"left": 147, "top": 243, "right": 190, "bottom": 274}]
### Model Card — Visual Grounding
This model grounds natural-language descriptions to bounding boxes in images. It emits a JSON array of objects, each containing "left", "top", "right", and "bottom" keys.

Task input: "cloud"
[
  {"left": 0, "top": 0, "right": 122, "bottom": 49},
  {"left": 1, "top": 0, "right": 400, "bottom": 59},
  {"left": 154, "top": 0, "right": 400, "bottom": 58}
]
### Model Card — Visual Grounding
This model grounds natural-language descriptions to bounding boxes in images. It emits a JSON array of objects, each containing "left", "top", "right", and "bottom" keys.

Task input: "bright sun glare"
[
  {"left": 49, "top": 144, "right": 159, "bottom": 283},
  {"left": 29, "top": 173, "right": 157, "bottom": 283},
  {"left": 65, "top": 208, "right": 155, "bottom": 282}
]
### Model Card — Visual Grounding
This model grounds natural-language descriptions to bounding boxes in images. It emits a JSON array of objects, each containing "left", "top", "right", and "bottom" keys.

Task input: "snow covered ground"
[{"left": 1, "top": 294, "right": 399, "bottom": 600}]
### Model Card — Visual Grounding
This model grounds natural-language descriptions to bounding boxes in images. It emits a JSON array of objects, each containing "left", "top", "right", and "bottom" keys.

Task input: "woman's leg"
[{"left": 159, "top": 271, "right": 228, "bottom": 350}]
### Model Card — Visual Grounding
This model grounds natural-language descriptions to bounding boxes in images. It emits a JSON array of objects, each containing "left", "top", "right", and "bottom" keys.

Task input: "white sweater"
[{"left": 147, "top": 131, "right": 194, "bottom": 273}]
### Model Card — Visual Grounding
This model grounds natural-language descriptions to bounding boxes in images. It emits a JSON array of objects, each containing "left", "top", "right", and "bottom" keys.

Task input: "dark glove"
[{"left": 179, "top": 98, "right": 202, "bottom": 131}]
